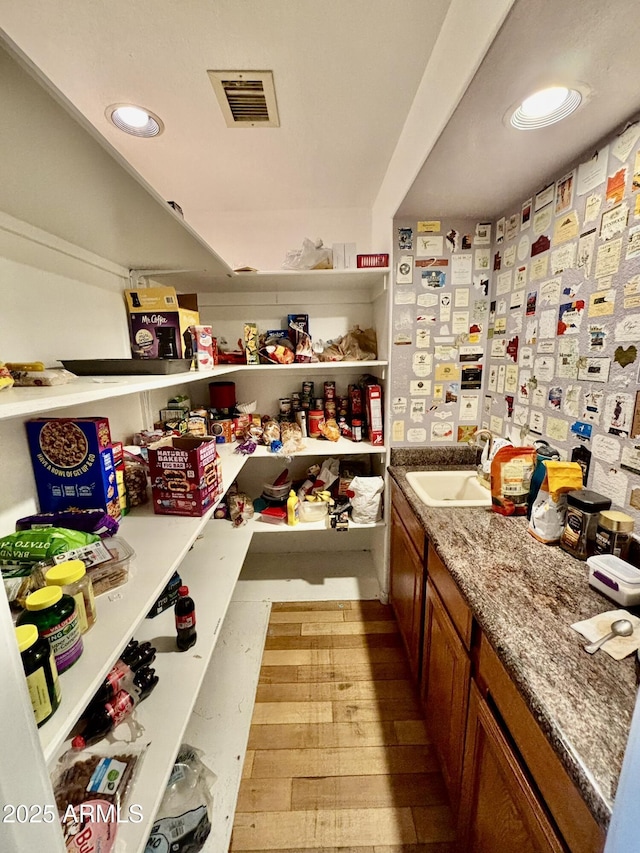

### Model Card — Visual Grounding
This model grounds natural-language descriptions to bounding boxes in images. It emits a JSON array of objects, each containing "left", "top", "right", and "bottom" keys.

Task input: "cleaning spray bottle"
[{"left": 287, "top": 490, "right": 300, "bottom": 526}]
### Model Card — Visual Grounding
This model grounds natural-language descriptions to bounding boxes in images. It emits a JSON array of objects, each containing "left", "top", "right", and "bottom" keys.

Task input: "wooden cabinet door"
[
  {"left": 458, "top": 682, "right": 566, "bottom": 853},
  {"left": 389, "top": 500, "right": 424, "bottom": 680},
  {"left": 421, "top": 582, "right": 471, "bottom": 811}
]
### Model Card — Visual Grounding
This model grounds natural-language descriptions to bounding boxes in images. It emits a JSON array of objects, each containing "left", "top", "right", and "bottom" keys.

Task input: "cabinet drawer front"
[
  {"left": 427, "top": 543, "right": 473, "bottom": 650},
  {"left": 477, "top": 634, "right": 605, "bottom": 853},
  {"left": 391, "top": 480, "right": 425, "bottom": 561}
]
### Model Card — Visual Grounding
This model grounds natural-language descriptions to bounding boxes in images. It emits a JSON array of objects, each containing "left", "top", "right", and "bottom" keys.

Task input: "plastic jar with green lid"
[
  {"left": 17, "top": 586, "right": 83, "bottom": 673},
  {"left": 45, "top": 559, "right": 96, "bottom": 633},
  {"left": 14, "top": 624, "right": 61, "bottom": 727}
]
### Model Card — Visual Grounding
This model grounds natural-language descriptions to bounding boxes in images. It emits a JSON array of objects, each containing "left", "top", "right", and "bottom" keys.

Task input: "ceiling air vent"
[{"left": 207, "top": 70, "right": 280, "bottom": 128}]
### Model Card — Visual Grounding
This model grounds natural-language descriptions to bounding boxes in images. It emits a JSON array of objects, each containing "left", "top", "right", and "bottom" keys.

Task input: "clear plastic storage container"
[{"left": 298, "top": 501, "right": 329, "bottom": 523}]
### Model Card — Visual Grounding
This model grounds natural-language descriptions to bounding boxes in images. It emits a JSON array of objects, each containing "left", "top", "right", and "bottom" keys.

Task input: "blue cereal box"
[{"left": 26, "top": 418, "right": 121, "bottom": 521}]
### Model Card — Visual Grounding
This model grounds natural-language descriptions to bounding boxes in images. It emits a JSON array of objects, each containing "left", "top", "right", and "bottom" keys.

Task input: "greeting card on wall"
[
  {"left": 555, "top": 170, "right": 576, "bottom": 215},
  {"left": 416, "top": 235, "right": 444, "bottom": 256},
  {"left": 557, "top": 301, "right": 585, "bottom": 335}
]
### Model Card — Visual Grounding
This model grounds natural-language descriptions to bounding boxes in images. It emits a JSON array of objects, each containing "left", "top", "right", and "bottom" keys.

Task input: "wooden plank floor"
[{"left": 230, "top": 601, "right": 456, "bottom": 852}]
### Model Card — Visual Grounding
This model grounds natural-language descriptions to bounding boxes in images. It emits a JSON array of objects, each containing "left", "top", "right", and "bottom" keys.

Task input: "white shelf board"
[
  {"left": 187, "top": 599, "right": 270, "bottom": 853},
  {"left": 40, "top": 448, "right": 247, "bottom": 762},
  {"left": 229, "top": 359, "right": 387, "bottom": 372},
  {"left": 114, "top": 523, "right": 255, "bottom": 853},
  {"left": 250, "top": 515, "right": 385, "bottom": 533},
  {"left": 0, "top": 368, "right": 239, "bottom": 421},
  {"left": 250, "top": 436, "right": 386, "bottom": 457},
  {"left": 162, "top": 267, "right": 389, "bottom": 295}
]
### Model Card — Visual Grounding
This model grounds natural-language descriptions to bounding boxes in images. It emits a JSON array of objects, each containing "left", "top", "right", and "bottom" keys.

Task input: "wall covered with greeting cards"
[{"left": 391, "top": 116, "right": 640, "bottom": 521}]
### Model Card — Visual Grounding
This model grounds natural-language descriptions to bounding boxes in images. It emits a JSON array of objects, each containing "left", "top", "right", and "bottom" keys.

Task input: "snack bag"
[
  {"left": 490, "top": 446, "right": 536, "bottom": 516},
  {"left": 528, "top": 461, "right": 583, "bottom": 544}
]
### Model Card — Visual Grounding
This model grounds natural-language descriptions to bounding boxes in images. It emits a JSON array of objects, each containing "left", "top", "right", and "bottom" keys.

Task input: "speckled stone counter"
[{"left": 390, "top": 464, "right": 638, "bottom": 831}]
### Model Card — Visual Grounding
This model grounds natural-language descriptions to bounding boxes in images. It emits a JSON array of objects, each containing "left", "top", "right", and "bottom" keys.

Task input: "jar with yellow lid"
[
  {"left": 593, "top": 510, "right": 635, "bottom": 560},
  {"left": 14, "top": 624, "right": 61, "bottom": 727},
  {"left": 45, "top": 559, "right": 96, "bottom": 633},
  {"left": 17, "top": 586, "right": 83, "bottom": 673}
]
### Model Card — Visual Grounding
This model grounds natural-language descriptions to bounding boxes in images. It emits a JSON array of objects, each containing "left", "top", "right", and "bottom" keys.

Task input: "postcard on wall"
[
  {"left": 398, "top": 227, "right": 413, "bottom": 250},
  {"left": 392, "top": 420, "right": 405, "bottom": 442},
  {"left": 475, "top": 222, "right": 491, "bottom": 244},
  {"left": 494, "top": 316, "right": 507, "bottom": 335},
  {"left": 451, "top": 253, "right": 472, "bottom": 285},
  {"left": 577, "top": 146, "right": 609, "bottom": 195},
  {"left": 410, "top": 398, "right": 427, "bottom": 422},
  {"left": 601, "top": 203, "right": 629, "bottom": 242},
  {"left": 506, "top": 214, "right": 519, "bottom": 242},
  {"left": 474, "top": 248, "right": 490, "bottom": 270},
  {"left": 459, "top": 393, "right": 479, "bottom": 422},
  {"left": 534, "top": 356, "right": 555, "bottom": 382},
  {"left": 496, "top": 271, "right": 513, "bottom": 295},
  {"left": 417, "top": 220, "right": 441, "bottom": 233},
  {"left": 530, "top": 255, "right": 549, "bottom": 281},
  {"left": 525, "top": 319, "right": 538, "bottom": 345},
  {"left": 592, "top": 463, "right": 628, "bottom": 505},
  {"left": 415, "top": 328, "right": 431, "bottom": 349},
  {"left": 563, "top": 386, "right": 582, "bottom": 418},
  {"left": 529, "top": 411, "right": 545, "bottom": 435},
  {"left": 459, "top": 345, "right": 483, "bottom": 362},
  {"left": 558, "top": 301, "right": 585, "bottom": 335},
  {"left": 535, "top": 183, "right": 555, "bottom": 211},
  {"left": 416, "top": 234, "right": 444, "bottom": 257},
  {"left": 431, "top": 421, "right": 454, "bottom": 442},
  {"left": 488, "top": 364, "right": 498, "bottom": 392},
  {"left": 412, "top": 352, "right": 433, "bottom": 377},
  {"left": 410, "top": 379, "right": 431, "bottom": 395},
  {"left": 615, "top": 314, "right": 640, "bottom": 342},
  {"left": 551, "top": 243, "right": 577, "bottom": 274},
  {"left": 407, "top": 427, "right": 426, "bottom": 443},
  {"left": 518, "top": 235, "right": 531, "bottom": 262},
  {"left": 548, "top": 386, "right": 562, "bottom": 411},
  {"left": 515, "top": 265, "right": 528, "bottom": 289},
  {"left": 392, "top": 397, "right": 408, "bottom": 415},
  {"left": 546, "top": 417, "right": 569, "bottom": 442},
  {"left": 518, "top": 369, "right": 532, "bottom": 403},
  {"left": 446, "top": 230, "right": 459, "bottom": 252},
  {"left": 595, "top": 238, "right": 622, "bottom": 279},
  {"left": 612, "top": 121, "right": 640, "bottom": 162},
  {"left": 519, "top": 346, "right": 533, "bottom": 369},
  {"left": 553, "top": 211, "right": 579, "bottom": 244},
  {"left": 584, "top": 193, "right": 603, "bottom": 224},
  {"left": 434, "top": 344, "right": 458, "bottom": 361},
  {"left": 588, "top": 289, "right": 616, "bottom": 317},
  {"left": 491, "top": 337, "right": 507, "bottom": 358},
  {"left": 558, "top": 338, "right": 579, "bottom": 378},
  {"left": 504, "top": 244, "right": 517, "bottom": 268},
  {"left": 496, "top": 364, "right": 506, "bottom": 394},
  {"left": 626, "top": 224, "right": 640, "bottom": 259},
  {"left": 539, "top": 308, "right": 557, "bottom": 339},
  {"left": 583, "top": 389, "right": 604, "bottom": 424},
  {"left": 621, "top": 445, "right": 640, "bottom": 475},
  {"left": 593, "top": 434, "right": 622, "bottom": 465},
  {"left": 421, "top": 269, "right": 446, "bottom": 288},
  {"left": 521, "top": 198, "right": 532, "bottom": 230},
  {"left": 606, "top": 392, "right": 634, "bottom": 437},
  {"left": 415, "top": 257, "right": 448, "bottom": 268},
  {"left": 396, "top": 254, "right": 414, "bottom": 284},
  {"left": 555, "top": 170, "right": 575, "bottom": 216},
  {"left": 577, "top": 356, "right": 611, "bottom": 383},
  {"left": 395, "top": 289, "right": 416, "bottom": 305},
  {"left": 417, "top": 291, "right": 439, "bottom": 308},
  {"left": 510, "top": 290, "right": 525, "bottom": 311},
  {"left": 577, "top": 229, "right": 597, "bottom": 278},
  {"left": 504, "top": 364, "right": 519, "bottom": 394},
  {"left": 451, "top": 311, "right": 469, "bottom": 334},
  {"left": 588, "top": 323, "right": 607, "bottom": 351},
  {"left": 533, "top": 205, "right": 553, "bottom": 236},
  {"left": 454, "top": 288, "right": 470, "bottom": 307},
  {"left": 607, "top": 168, "right": 627, "bottom": 205},
  {"left": 496, "top": 217, "right": 505, "bottom": 243},
  {"left": 440, "top": 292, "right": 452, "bottom": 321},
  {"left": 537, "top": 340, "right": 555, "bottom": 355},
  {"left": 461, "top": 365, "right": 483, "bottom": 389},
  {"left": 394, "top": 332, "right": 412, "bottom": 346}
]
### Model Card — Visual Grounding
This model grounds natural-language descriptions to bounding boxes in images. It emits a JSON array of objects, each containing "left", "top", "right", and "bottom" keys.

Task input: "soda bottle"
[
  {"left": 84, "top": 640, "right": 156, "bottom": 712},
  {"left": 72, "top": 666, "right": 159, "bottom": 748},
  {"left": 175, "top": 586, "right": 197, "bottom": 651}
]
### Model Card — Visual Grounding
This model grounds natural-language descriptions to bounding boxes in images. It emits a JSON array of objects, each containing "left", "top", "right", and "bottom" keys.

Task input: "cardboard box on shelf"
[
  {"left": 331, "top": 243, "right": 357, "bottom": 269},
  {"left": 26, "top": 417, "right": 120, "bottom": 521},
  {"left": 148, "top": 436, "right": 222, "bottom": 517},
  {"left": 124, "top": 285, "right": 199, "bottom": 359},
  {"left": 188, "top": 325, "right": 217, "bottom": 370},
  {"left": 364, "top": 384, "right": 384, "bottom": 446}
]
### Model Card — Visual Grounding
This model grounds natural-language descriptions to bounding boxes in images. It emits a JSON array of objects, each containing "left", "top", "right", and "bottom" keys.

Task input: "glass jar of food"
[
  {"left": 593, "top": 510, "right": 635, "bottom": 560},
  {"left": 44, "top": 559, "right": 96, "bottom": 633},
  {"left": 559, "top": 489, "right": 612, "bottom": 560}
]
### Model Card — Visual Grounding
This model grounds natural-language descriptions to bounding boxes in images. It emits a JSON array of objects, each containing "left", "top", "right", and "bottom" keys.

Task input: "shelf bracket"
[{"left": 129, "top": 268, "right": 203, "bottom": 289}]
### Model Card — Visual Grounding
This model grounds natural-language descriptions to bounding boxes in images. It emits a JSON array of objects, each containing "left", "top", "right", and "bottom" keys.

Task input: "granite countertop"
[{"left": 390, "top": 462, "right": 638, "bottom": 831}]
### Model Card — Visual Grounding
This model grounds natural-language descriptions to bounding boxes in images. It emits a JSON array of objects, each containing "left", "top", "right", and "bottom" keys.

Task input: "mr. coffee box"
[
  {"left": 124, "top": 286, "right": 200, "bottom": 359},
  {"left": 26, "top": 418, "right": 121, "bottom": 521},
  {"left": 148, "top": 436, "right": 222, "bottom": 517}
]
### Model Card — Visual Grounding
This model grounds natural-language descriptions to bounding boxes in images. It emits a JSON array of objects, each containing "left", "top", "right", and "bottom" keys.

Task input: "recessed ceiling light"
[
  {"left": 106, "top": 103, "right": 164, "bottom": 137},
  {"left": 509, "top": 86, "right": 583, "bottom": 130}
]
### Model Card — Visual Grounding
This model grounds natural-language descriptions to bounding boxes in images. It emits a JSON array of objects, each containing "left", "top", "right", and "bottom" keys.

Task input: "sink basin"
[{"left": 406, "top": 469, "right": 492, "bottom": 507}]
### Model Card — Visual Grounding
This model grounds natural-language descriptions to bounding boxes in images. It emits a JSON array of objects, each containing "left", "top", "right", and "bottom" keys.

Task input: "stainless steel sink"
[{"left": 406, "top": 469, "right": 492, "bottom": 507}]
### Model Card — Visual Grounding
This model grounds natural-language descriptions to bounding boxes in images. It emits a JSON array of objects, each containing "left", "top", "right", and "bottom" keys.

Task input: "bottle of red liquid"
[
  {"left": 83, "top": 640, "right": 156, "bottom": 714},
  {"left": 175, "top": 585, "right": 197, "bottom": 651}
]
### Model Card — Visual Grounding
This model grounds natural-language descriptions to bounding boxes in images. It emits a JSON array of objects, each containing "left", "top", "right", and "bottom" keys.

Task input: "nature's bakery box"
[
  {"left": 26, "top": 418, "right": 121, "bottom": 520},
  {"left": 124, "top": 286, "right": 200, "bottom": 359},
  {"left": 148, "top": 436, "right": 222, "bottom": 517}
]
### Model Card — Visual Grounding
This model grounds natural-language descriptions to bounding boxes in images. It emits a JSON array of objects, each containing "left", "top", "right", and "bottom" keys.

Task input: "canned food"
[
  {"left": 302, "top": 381, "right": 314, "bottom": 397},
  {"left": 324, "top": 401, "right": 337, "bottom": 419},
  {"left": 308, "top": 410, "right": 324, "bottom": 438},
  {"left": 324, "top": 381, "right": 336, "bottom": 401},
  {"left": 279, "top": 397, "right": 292, "bottom": 414},
  {"left": 314, "top": 397, "right": 324, "bottom": 410}
]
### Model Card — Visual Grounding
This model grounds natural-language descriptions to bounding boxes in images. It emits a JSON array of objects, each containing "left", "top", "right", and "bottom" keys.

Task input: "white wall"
[{"left": 193, "top": 206, "right": 372, "bottom": 271}]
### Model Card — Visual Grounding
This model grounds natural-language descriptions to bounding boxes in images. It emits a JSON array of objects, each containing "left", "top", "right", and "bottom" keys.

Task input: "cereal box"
[
  {"left": 148, "top": 436, "right": 222, "bottom": 517},
  {"left": 26, "top": 418, "right": 120, "bottom": 521}
]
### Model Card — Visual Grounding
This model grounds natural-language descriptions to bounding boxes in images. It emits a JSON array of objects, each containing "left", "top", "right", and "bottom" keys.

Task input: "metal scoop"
[{"left": 583, "top": 618, "right": 634, "bottom": 654}]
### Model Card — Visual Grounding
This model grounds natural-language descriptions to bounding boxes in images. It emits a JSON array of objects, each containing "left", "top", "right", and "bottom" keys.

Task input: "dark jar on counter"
[
  {"left": 559, "top": 489, "right": 612, "bottom": 560},
  {"left": 593, "top": 510, "right": 635, "bottom": 560},
  {"left": 17, "top": 586, "right": 83, "bottom": 673},
  {"left": 14, "top": 624, "right": 61, "bottom": 727}
]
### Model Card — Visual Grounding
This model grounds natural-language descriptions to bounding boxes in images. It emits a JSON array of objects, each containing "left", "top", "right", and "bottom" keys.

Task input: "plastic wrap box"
[
  {"left": 26, "top": 417, "right": 120, "bottom": 521},
  {"left": 124, "top": 286, "right": 199, "bottom": 359},
  {"left": 148, "top": 436, "right": 222, "bottom": 516}
]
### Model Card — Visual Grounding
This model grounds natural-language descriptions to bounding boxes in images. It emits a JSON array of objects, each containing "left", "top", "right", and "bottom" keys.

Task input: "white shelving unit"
[{"left": 0, "top": 32, "right": 392, "bottom": 853}]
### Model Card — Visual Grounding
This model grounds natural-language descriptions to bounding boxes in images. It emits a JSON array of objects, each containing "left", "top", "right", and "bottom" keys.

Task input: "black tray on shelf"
[{"left": 61, "top": 359, "right": 193, "bottom": 376}]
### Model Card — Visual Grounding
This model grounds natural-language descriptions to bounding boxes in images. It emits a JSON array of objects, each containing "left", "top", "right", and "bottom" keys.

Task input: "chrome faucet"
[{"left": 468, "top": 429, "right": 494, "bottom": 487}]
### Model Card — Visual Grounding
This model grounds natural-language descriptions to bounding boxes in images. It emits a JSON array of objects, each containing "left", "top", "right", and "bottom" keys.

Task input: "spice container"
[
  {"left": 45, "top": 559, "right": 96, "bottom": 634},
  {"left": 351, "top": 419, "right": 363, "bottom": 442},
  {"left": 559, "top": 489, "right": 612, "bottom": 560},
  {"left": 593, "top": 510, "right": 635, "bottom": 559},
  {"left": 17, "top": 586, "right": 83, "bottom": 673},
  {"left": 14, "top": 624, "right": 61, "bottom": 727}
]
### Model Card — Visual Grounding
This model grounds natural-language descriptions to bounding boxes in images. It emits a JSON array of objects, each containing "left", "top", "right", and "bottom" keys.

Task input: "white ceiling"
[{"left": 1, "top": 0, "right": 639, "bottom": 254}]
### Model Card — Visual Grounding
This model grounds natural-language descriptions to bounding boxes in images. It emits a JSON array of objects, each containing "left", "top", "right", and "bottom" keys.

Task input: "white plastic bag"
[
  {"left": 282, "top": 238, "right": 333, "bottom": 270},
  {"left": 350, "top": 476, "right": 384, "bottom": 524},
  {"left": 145, "top": 744, "right": 216, "bottom": 853}
]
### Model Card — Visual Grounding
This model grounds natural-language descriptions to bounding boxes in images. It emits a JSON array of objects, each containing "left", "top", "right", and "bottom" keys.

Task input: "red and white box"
[
  {"left": 364, "top": 384, "right": 384, "bottom": 446},
  {"left": 189, "top": 325, "right": 217, "bottom": 370},
  {"left": 148, "top": 436, "right": 222, "bottom": 517}
]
